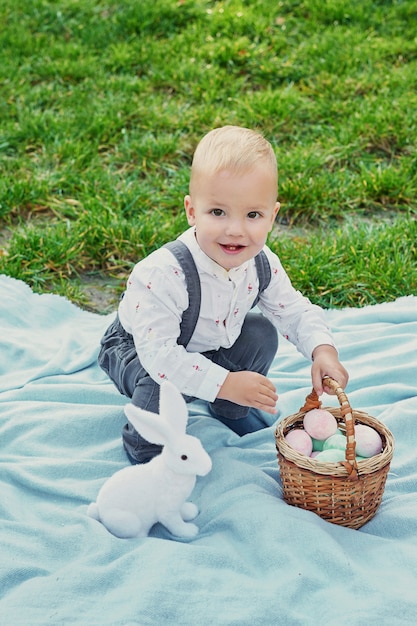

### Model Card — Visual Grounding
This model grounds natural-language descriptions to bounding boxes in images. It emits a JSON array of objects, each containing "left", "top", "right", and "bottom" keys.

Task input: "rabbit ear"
[
  {"left": 158, "top": 380, "right": 188, "bottom": 435},
  {"left": 123, "top": 381, "right": 188, "bottom": 446},
  {"left": 124, "top": 404, "right": 170, "bottom": 447}
]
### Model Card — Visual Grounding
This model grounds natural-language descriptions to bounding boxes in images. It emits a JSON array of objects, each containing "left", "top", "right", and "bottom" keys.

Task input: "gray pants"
[{"left": 98, "top": 312, "right": 278, "bottom": 462}]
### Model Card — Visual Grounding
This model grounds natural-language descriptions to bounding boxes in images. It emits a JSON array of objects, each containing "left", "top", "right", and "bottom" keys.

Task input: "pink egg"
[
  {"left": 303, "top": 409, "right": 338, "bottom": 441},
  {"left": 354, "top": 424, "right": 383, "bottom": 457},
  {"left": 285, "top": 429, "right": 313, "bottom": 456}
]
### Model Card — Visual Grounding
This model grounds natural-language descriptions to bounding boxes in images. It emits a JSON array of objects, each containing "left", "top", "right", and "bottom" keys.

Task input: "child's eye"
[
  {"left": 211, "top": 208, "right": 225, "bottom": 217},
  {"left": 248, "top": 211, "right": 261, "bottom": 219}
]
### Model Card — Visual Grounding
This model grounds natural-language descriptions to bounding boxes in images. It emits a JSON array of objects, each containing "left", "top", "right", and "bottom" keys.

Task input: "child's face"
[{"left": 184, "top": 165, "right": 280, "bottom": 270}]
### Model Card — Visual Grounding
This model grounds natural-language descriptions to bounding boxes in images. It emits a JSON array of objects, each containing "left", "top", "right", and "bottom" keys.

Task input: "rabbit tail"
[{"left": 87, "top": 502, "right": 100, "bottom": 521}]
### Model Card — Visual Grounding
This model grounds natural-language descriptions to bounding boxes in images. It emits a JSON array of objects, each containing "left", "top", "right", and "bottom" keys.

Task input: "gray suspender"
[
  {"left": 253, "top": 252, "right": 272, "bottom": 307},
  {"left": 164, "top": 240, "right": 271, "bottom": 347},
  {"left": 164, "top": 241, "right": 202, "bottom": 347}
]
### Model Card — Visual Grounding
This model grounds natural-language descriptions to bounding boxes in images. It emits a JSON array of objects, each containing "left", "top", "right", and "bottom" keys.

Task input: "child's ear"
[
  {"left": 274, "top": 202, "right": 280, "bottom": 218},
  {"left": 269, "top": 202, "right": 280, "bottom": 230},
  {"left": 184, "top": 195, "right": 196, "bottom": 226}
]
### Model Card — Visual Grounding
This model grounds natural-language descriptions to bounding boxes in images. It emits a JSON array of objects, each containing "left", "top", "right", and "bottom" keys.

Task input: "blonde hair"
[{"left": 190, "top": 125, "right": 278, "bottom": 193}]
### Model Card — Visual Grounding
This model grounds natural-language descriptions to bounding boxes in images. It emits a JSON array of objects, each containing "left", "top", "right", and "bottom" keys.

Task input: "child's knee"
[
  {"left": 131, "top": 377, "right": 160, "bottom": 412},
  {"left": 259, "top": 314, "right": 278, "bottom": 343},
  {"left": 244, "top": 313, "right": 278, "bottom": 354}
]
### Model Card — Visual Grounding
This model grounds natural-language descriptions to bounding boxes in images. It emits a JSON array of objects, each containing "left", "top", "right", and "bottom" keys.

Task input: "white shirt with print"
[{"left": 118, "top": 227, "right": 335, "bottom": 402}]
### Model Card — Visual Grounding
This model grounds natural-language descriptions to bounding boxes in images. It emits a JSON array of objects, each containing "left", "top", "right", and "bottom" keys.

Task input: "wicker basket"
[{"left": 275, "top": 377, "right": 394, "bottom": 529}]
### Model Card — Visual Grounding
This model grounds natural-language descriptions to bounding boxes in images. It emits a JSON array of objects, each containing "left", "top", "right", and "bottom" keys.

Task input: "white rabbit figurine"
[{"left": 87, "top": 380, "right": 212, "bottom": 539}]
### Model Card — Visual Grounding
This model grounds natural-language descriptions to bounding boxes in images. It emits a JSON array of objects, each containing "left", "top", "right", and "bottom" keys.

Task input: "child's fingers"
[
  {"left": 312, "top": 370, "right": 324, "bottom": 396},
  {"left": 258, "top": 381, "right": 278, "bottom": 412}
]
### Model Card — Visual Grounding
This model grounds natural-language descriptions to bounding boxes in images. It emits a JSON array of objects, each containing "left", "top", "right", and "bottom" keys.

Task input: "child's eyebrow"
[
  {"left": 247, "top": 205, "right": 268, "bottom": 212},
  {"left": 208, "top": 198, "right": 227, "bottom": 207}
]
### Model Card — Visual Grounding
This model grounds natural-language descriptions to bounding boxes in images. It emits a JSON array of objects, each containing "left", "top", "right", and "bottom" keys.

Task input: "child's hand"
[
  {"left": 311, "top": 345, "right": 349, "bottom": 396},
  {"left": 217, "top": 371, "right": 278, "bottom": 414}
]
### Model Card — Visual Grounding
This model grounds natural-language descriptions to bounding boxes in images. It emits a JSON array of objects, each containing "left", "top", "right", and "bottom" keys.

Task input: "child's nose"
[{"left": 225, "top": 218, "right": 244, "bottom": 237}]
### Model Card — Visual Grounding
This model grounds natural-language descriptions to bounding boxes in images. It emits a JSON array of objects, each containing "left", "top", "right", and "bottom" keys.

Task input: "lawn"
[{"left": 0, "top": 0, "right": 416, "bottom": 312}]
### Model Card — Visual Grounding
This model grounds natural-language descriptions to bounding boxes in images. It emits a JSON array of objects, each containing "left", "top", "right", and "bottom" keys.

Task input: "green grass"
[
  {"left": 0, "top": 0, "right": 416, "bottom": 311},
  {"left": 273, "top": 213, "right": 416, "bottom": 307}
]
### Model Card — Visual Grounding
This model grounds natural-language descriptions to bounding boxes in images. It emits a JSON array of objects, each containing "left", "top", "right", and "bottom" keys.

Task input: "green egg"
[
  {"left": 323, "top": 434, "right": 347, "bottom": 451},
  {"left": 314, "top": 449, "right": 346, "bottom": 462},
  {"left": 312, "top": 438, "right": 325, "bottom": 452},
  {"left": 312, "top": 429, "right": 345, "bottom": 451}
]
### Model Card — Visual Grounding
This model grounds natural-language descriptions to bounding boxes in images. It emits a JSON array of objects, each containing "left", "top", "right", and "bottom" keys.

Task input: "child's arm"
[
  {"left": 311, "top": 344, "right": 349, "bottom": 396},
  {"left": 216, "top": 371, "right": 278, "bottom": 414}
]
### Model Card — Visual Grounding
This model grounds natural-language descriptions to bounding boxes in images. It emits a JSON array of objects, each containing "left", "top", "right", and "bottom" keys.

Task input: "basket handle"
[{"left": 300, "top": 377, "right": 358, "bottom": 480}]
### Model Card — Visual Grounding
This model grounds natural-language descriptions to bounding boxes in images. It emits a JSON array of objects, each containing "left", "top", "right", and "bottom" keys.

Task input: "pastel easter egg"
[
  {"left": 354, "top": 424, "right": 383, "bottom": 457},
  {"left": 285, "top": 429, "right": 313, "bottom": 456},
  {"left": 314, "top": 448, "right": 346, "bottom": 463},
  {"left": 310, "top": 450, "right": 321, "bottom": 458},
  {"left": 303, "top": 409, "right": 338, "bottom": 441},
  {"left": 312, "top": 437, "right": 325, "bottom": 452},
  {"left": 323, "top": 433, "right": 347, "bottom": 452},
  {"left": 313, "top": 429, "right": 345, "bottom": 451}
]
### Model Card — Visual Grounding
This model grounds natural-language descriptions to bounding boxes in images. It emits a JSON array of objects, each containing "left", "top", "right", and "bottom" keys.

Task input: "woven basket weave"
[{"left": 275, "top": 377, "right": 394, "bottom": 529}]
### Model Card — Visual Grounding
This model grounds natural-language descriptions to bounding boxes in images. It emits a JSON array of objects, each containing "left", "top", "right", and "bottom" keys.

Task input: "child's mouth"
[{"left": 220, "top": 244, "right": 245, "bottom": 254}]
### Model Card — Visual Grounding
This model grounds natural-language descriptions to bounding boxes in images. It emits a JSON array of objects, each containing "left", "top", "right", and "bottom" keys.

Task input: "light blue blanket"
[{"left": 1, "top": 273, "right": 417, "bottom": 625}]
